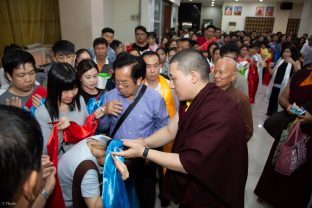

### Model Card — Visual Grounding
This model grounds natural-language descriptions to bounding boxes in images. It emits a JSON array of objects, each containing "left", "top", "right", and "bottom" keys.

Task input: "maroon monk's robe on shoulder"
[{"left": 161, "top": 83, "right": 248, "bottom": 208}]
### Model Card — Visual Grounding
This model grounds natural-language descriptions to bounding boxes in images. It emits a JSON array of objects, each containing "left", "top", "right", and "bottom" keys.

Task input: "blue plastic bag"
[
  {"left": 26, "top": 97, "right": 46, "bottom": 116},
  {"left": 102, "top": 138, "right": 130, "bottom": 208},
  {"left": 87, "top": 92, "right": 105, "bottom": 114}
]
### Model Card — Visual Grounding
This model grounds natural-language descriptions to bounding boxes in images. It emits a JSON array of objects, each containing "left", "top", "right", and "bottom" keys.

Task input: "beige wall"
[
  {"left": 201, "top": 6, "right": 222, "bottom": 29},
  {"left": 298, "top": 0, "right": 312, "bottom": 36},
  {"left": 58, "top": 0, "right": 93, "bottom": 49},
  {"left": 221, "top": 2, "right": 303, "bottom": 34},
  {"left": 112, "top": 0, "right": 140, "bottom": 43}
]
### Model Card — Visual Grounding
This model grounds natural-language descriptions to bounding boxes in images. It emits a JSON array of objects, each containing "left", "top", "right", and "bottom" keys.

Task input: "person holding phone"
[{"left": 255, "top": 61, "right": 312, "bottom": 208}]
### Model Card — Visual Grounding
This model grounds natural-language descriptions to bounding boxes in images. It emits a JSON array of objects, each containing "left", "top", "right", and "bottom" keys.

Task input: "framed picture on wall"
[
  {"left": 265, "top": 6, "right": 274, "bottom": 17},
  {"left": 255, "top": 6, "right": 265, "bottom": 16},
  {"left": 224, "top": 6, "right": 233, "bottom": 16},
  {"left": 233, "top": 6, "right": 242, "bottom": 16}
]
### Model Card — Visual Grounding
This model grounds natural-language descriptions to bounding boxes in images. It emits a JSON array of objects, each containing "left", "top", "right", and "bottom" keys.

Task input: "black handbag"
[{"left": 263, "top": 110, "right": 296, "bottom": 140}]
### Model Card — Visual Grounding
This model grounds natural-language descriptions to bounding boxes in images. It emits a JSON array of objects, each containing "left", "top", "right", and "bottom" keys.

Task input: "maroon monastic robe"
[{"left": 161, "top": 83, "right": 248, "bottom": 208}]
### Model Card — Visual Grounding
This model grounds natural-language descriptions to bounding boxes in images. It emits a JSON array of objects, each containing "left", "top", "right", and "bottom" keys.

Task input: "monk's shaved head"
[
  {"left": 169, "top": 48, "right": 209, "bottom": 80},
  {"left": 213, "top": 57, "right": 237, "bottom": 90},
  {"left": 215, "top": 57, "right": 237, "bottom": 74}
]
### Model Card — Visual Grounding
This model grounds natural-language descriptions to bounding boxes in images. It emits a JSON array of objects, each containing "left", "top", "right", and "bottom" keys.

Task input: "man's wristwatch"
[
  {"left": 142, "top": 146, "right": 150, "bottom": 158},
  {"left": 41, "top": 189, "right": 50, "bottom": 200}
]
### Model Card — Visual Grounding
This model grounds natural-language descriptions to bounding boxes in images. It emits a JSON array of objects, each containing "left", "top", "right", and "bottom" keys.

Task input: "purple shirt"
[{"left": 99, "top": 85, "right": 169, "bottom": 139}]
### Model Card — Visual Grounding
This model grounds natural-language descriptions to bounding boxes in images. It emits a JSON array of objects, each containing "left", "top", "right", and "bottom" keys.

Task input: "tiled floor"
[
  {"left": 156, "top": 87, "right": 311, "bottom": 208},
  {"left": 244, "top": 88, "right": 274, "bottom": 208}
]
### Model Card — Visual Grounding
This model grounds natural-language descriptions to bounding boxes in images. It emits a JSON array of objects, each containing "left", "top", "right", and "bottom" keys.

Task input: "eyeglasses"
[{"left": 113, "top": 78, "right": 131, "bottom": 88}]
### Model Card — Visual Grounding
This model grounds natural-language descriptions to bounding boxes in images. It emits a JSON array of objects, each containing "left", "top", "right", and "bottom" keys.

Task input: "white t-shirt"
[
  {"left": 58, "top": 139, "right": 102, "bottom": 208},
  {"left": 145, "top": 79, "right": 179, "bottom": 111},
  {"left": 0, "top": 67, "right": 10, "bottom": 90}
]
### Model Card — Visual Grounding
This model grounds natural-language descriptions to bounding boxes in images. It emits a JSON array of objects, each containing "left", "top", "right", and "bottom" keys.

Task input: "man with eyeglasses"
[
  {"left": 213, "top": 57, "right": 253, "bottom": 142},
  {"left": 99, "top": 52, "right": 169, "bottom": 208}
]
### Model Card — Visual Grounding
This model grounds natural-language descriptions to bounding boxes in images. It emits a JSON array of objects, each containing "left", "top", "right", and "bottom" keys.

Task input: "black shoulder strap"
[
  {"left": 110, "top": 85, "right": 147, "bottom": 138},
  {"left": 72, "top": 160, "right": 100, "bottom": 208}
]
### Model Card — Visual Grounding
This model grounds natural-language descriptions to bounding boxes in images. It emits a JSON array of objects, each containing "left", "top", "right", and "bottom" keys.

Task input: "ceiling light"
[
  {"left": 259, "top": 0, "right": 263, "bottom": 2},
  {"left": 235, "top": 0, "right": 239, "bottom": 2}
]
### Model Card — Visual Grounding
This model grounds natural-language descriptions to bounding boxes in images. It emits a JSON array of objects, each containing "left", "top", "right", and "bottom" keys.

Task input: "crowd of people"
[{"left": 0, "top": 24, "right": 312, "bottom": 208}]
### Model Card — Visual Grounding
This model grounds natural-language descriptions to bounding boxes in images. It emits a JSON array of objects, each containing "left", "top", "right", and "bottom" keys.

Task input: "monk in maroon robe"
[
  {"left": 114, "top": 49, "right": 248, "bottom": 207},
  {"left": 161, "top": 81, "right": 248, "bottom": 207}
]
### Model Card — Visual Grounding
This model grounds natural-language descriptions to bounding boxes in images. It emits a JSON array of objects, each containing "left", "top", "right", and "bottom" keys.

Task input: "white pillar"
[
  {"left": 298, "top": 0, "right": 312, "bottom": 36},
  {"left": 58, "top": 0, "right": 93, "bottom": 49}
]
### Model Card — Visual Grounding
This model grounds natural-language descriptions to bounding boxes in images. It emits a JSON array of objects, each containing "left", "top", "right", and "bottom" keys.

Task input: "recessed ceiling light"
[
  {"left": 235, "top": 0, "right": 239, "bottom": 2},
  {"left": 260, "top": 0, "right": 263, "bottom": 2}
]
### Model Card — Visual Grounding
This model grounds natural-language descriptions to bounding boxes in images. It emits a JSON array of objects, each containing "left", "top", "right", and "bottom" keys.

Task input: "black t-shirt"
[
  {"left": 132, "top": 43, "right": 149, "bottom": 53},
  {"left": 79, "top": 88, "right": 103, "bottom": 105}
]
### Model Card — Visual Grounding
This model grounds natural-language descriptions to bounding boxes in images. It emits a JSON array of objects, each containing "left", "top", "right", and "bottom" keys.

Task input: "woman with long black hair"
[{"left": 35, "top": 62, "right": 106, "bottom": 156}]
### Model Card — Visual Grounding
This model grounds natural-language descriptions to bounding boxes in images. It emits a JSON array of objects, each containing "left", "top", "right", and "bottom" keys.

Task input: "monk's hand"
[
  {"left": 57, "top": 117, "right": 70, "bottom": 130},
  {"left": 5, "top": 97, "right": 22, "bottom": 108},
  {"left": 105, "top": 100, "right": 123, "bottom": 116},
  {"left": 298, "top": 112, "right": 312, "bottom": 124},
  {"left": 132, "top": 137, "right": 148, "bottom": 147},
  {"left": 32, "top": 94, "right": 42, "bottom": 108},
  {"left": 111, "top": 154, "right": 129, "bottom": 180},
  {"left": 112, "top": 139, "right": 145, "bottom": 158}
]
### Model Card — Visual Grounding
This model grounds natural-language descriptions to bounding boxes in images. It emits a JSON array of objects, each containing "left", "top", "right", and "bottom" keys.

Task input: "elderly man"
[
  {"left": 114, "top": 49, "right": 248, "bottom": 207},
  {"left": 213, "top": 57, "right": 253, "bottom": 142},
  {"left": 209, "top": 42, "right": 249, "bottom": 96},
  {"left": 99, "top": 52, "right": 169, "bottom": 208}
]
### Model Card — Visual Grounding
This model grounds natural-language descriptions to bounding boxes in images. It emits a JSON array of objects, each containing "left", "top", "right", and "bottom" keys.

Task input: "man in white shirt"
[{"left": 300, "top": 35, "right": 312, "bottom": 67}]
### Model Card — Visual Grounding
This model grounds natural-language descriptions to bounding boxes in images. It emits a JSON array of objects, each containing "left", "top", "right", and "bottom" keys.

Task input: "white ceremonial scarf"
[{"left": 266, "top": 58, "right": 292, "bottom": 111}]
